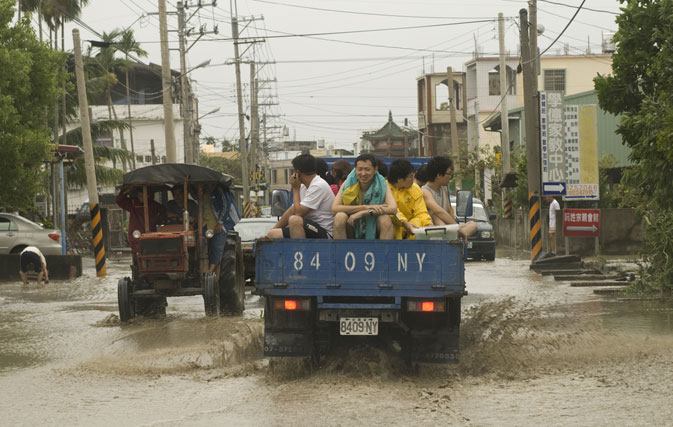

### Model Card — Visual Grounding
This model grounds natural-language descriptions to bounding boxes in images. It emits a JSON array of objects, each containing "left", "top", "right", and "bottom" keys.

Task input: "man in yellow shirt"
[{"left": 387, "top": 159, "right": 431, "bottom": 239}]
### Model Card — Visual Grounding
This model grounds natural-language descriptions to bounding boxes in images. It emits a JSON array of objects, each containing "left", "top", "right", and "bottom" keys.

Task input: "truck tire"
[
  {"left": 219, "top": 232, "right": 245, "bottom": 315},
  {"left": 203, "top": 272, "right": 219, "bottom": 316},
  {"left": 117, "top": 277, "right": 135, "bottom": 322},
  {"left": 485, "top": 251, "right": 495, "bottom": 261}
]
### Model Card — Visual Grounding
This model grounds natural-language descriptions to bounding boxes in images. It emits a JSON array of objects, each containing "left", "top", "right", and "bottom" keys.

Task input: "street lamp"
[
  {"left": 180, "top": 58, "right": 210, "bottom": 164},
  {"left": 198, "top": 107, "right": 220, "bottom": 120},
  {"left": 184, "top": 59, "right": 211, "bottom": 76}
]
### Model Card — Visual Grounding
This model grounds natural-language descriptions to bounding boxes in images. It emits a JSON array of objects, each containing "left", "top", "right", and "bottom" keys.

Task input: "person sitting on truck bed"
[
  {"left": 332, "top": 153, "right": 397, "bottom": 240},
  {"left": 166, "top": 185, "right": 198, "bottom": 227},
  {"left": 387, "top": 159, "right": 432, "bottom": 239},
  {"left": 265, "top": 154, "right": 335, "bottom": 239},
  {"left": 422, "top": 156, "right": 477, "bottom": 241},
  {"left": 116, "top": 186, "right": 166, "bottom": 261}
]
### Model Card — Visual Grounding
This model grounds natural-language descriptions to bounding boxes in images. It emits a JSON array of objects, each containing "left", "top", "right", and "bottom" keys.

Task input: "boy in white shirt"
[
  {"left": 547, "top": 195, "right": 560, "bottom": 255},
  {"left": 266, "top": 154, "right": 335, "bottom": 239}
]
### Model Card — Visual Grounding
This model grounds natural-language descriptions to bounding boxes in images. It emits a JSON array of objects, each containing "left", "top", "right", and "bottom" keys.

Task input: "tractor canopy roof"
[{"left": 121, "top": 163, "right": 234, "bottom": 188}]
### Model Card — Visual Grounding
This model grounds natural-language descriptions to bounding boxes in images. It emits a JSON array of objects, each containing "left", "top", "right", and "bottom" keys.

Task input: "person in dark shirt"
[
  {"left": 166, "top": 185, "right": 198, "bottom": 226},
  {"left": 116, "top": 186, "right": 166, "bottom": 262}
]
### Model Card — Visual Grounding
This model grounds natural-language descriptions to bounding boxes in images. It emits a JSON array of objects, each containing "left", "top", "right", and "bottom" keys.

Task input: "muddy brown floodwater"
[{"left": 1, "top": 251, "right": 673, "bottom": 426}]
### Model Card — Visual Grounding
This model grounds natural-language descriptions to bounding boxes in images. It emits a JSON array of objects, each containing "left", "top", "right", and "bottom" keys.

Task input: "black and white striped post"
[{"left": 73, "top": 28, "right": 106, "bottom": 277}]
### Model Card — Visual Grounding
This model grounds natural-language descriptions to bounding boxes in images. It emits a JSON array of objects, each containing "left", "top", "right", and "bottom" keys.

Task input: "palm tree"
[
  {"left": 117, "top": 29, "right": 148, "bottom": 170},
  {"left": 62, "top": 119, "right": 133, "bottom": 187},
  {"left": 85, "top": 29, "right": 131, "bottom": 170}
]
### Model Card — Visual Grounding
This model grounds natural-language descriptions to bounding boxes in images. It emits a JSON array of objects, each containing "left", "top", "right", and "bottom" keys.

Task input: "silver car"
[
  {"left": 0, "top": 213, "right": 62, "bottom": 255},
  {"left": 234, "top": 217, "right": 277, "bottom": 282}
]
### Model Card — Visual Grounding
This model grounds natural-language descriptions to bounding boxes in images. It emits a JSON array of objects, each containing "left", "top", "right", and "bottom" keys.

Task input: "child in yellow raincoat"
[{"left": 387, "top": 159, "right": 431, "bottom": 239}]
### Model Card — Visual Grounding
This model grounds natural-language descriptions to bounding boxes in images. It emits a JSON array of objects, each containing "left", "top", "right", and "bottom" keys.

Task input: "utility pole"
[
  {"left": 151, "top": 139, "right": 157, "bottom": 165},
  {"left": 520, "top": 6, "right": 542, "bottom": 261},
  {"left": 177, "top": 1, "right": 191, "bottom": 164},
  {"left": 231, "top": 17, "right": 250, "bottom": 204},
  {"left": 250, "top": 62, "right": 260, "bottom": 205},
  {"left": 447, "top": 66, "right": 459, "bottom": 165},
  {"left": 232, "top": 17, "right": 250, "bottom": 204},
  {"left": 158, "top": 0, "right": 177, "bottom": 163},
  {"left": 498, "top": 12, "right": 511, "bottom": 174},
  {"left": 73, "top": 29, "right": 106, "bottom": 277}
]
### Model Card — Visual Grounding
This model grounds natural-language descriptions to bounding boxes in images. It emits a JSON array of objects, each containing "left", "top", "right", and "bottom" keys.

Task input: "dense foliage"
[
  {"left": 594, "top": 0, "right": 673, "bottom": 292},
  {"left": 0, "top": 3, "right": 66, "bottom": 211}
]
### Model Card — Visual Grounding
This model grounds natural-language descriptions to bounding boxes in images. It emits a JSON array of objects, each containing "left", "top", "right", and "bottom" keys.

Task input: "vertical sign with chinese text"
[
  {"left": 540, "top": 91, "right": 567, "bottom": 195},
  {"left": 564, "top": 105, "right": 599, "bottom": 200}
]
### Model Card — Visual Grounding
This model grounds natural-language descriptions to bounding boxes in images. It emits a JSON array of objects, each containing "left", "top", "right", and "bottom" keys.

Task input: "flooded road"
[{"left": 1, "top": 252, "right": 673, "bottom": 426}]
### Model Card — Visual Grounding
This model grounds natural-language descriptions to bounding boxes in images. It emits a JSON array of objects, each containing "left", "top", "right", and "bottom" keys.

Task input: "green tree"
[
  {"left": 199, "top": 154, "right": 243, "bottom": 185},
  {"left": 594, "top": 0, "right": 673, "bottom": 293},
  {"left": 0, "top": 1, "right": 67, "bottom": 210}
]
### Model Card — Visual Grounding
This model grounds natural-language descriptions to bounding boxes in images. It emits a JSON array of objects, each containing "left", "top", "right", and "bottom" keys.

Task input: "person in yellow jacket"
[{"left": 387, "top": 159, "right": 432, "bottom": 239}]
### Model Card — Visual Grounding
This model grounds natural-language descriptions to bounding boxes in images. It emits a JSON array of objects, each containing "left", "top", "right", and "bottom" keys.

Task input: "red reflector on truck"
[
  {"left": 273, "top": 298, "right": 311, "bottom": 311},
  {"left": 48, "top": 233, "right": 60, "bottom": 242},
  {"left": 407, "top": 299, "right": 446, "bottom": 312}
]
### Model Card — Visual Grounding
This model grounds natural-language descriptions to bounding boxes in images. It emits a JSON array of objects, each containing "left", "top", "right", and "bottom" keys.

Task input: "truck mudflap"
[
  {"left": 263, "top": 330, "right": 312, "bottom": 357},
  {"left": 411, "top": 329, "right": 459, "bottom": 364}
]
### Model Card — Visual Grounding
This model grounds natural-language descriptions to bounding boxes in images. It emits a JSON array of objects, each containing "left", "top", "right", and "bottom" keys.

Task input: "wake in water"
[{"left": 77, "top": 318, "right": 264, "bottom": 377}]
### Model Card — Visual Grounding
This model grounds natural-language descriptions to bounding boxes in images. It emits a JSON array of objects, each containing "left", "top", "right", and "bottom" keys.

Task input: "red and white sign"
[{"left": 563, "top": 209, "right": 600, "bottom": 237}]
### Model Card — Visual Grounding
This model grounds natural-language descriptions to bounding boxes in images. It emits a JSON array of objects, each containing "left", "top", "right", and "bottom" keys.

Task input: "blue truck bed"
[
  {"left": 255, "top": 239, "right": 465, "bottom": 297},
  {"left": 255, "top": 238, "right": 466, "bottom": 364}
]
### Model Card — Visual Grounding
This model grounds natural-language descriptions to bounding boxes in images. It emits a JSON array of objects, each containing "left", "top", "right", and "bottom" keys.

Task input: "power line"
[
  {"left": 538, "top": 0, "right": 618, "bottom": 15},
  {"left": 523, "top": 0, "right": 587, "bottom": 65},
  {"left": 251, "top": 0, "right": 510, "bottom": 20}
]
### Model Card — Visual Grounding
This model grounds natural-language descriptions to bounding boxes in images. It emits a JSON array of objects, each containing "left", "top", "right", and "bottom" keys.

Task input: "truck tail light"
[
  {"left": 48, "top": 233, "right": 60, "bottom": 242},
  {"left": 407, "top": 299, "right": 446, "bottom": 312},
  {"left": 273, "top": 298, "right": 311, "bottom": 311}
]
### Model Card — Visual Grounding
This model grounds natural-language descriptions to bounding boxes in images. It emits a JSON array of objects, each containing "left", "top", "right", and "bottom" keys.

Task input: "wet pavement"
[{"left": 1, "top": 251, "right": 672, "bottom": 426}]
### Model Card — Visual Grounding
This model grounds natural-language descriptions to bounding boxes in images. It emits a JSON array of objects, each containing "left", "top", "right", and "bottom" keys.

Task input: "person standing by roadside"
[
  {"left": 19, "top": 246, "right": 49, "bottom": 286},
  {"left": 547, "top": 195, "right": 560, "bottom": 255}
]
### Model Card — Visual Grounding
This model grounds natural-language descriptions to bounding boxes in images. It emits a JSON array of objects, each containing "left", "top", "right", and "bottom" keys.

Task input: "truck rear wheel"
[
  {"left": 219, "top": 232, "right": 245, "bottom": 315},
  {"left": 117, "top": 277, "right": 135, "bottom": 322},
  {"left": 203, "top": 272, "right": 219, "bottom": 316}
]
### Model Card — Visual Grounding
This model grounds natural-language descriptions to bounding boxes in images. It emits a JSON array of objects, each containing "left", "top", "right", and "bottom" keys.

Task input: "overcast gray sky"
[{"left": 54, "top": 0, "right": 622, "bottom": 151}]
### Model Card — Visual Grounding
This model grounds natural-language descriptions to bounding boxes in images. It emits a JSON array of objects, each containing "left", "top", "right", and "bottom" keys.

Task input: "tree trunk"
[
  {"left": 61, "top": 18, "right": 66, "bottom": 144},
  {"left": 107, "top": 89, "right": 127, "bottom": 171},
  {"left": 125, "top": 66, "right": 136, "bottom": 169},
  {"left": 51, "top": 22, "right": 59, "bottom": 143}
]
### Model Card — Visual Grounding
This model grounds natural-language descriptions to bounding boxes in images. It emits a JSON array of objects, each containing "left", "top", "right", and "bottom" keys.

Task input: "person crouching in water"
[{"left": 19, "top": 246, "right": 49, "bottom": 286}]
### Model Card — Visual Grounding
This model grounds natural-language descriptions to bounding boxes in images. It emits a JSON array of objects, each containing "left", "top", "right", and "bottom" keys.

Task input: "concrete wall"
[
  {"left": 515, "top": 55, "right": 613, "bottom": 105},
  {"left": 0, "top": 255, "right": 82, "bottom": 281},
  {"left": 494, "top": 208, "right": 645, "bottom": 256}
]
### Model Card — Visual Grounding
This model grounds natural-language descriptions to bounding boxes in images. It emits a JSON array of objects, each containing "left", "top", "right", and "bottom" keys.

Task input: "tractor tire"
[
  {"left": 203, "top": 271, "right": 219, "bottom": 317},
  {"left": 117, "top": 277, "right": 135, "bottom": 322},
  {"left": 219, "top": 231, "right": 245, "bottom": 315}
]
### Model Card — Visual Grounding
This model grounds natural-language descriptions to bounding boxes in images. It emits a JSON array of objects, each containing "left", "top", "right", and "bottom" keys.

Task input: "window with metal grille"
[{"left": 544, "top": 69, "right": 566, "bottom": 93}]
